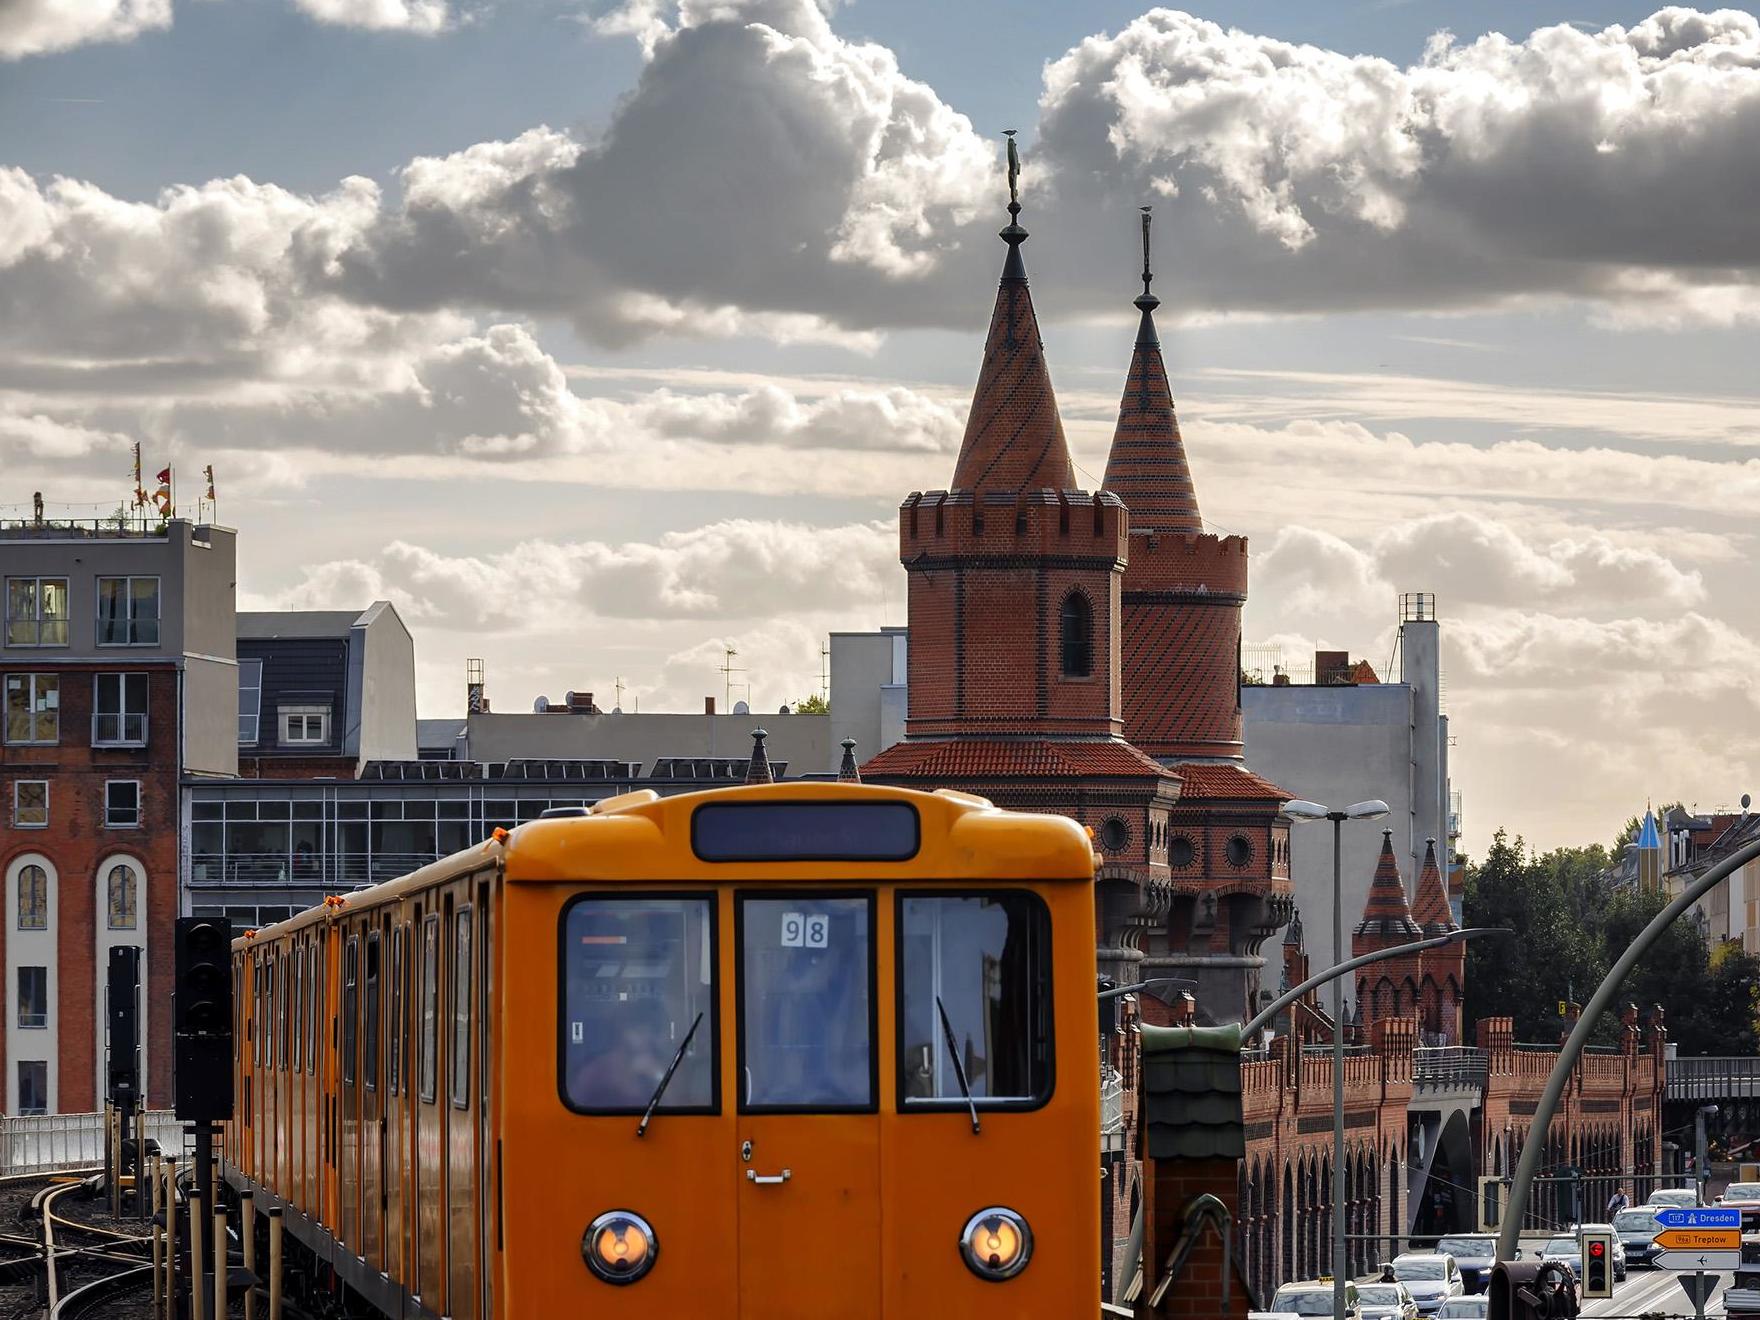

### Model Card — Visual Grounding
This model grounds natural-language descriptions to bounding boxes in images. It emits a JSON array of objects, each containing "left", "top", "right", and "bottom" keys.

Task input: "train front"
[{"left": 493, "top": 782, "right": 1101, "bottom": 1318}]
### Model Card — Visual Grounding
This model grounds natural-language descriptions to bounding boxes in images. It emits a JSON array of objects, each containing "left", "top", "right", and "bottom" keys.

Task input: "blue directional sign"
[{"left": 1655, "top": 1207, "right": 1741, "bottom": 1229}]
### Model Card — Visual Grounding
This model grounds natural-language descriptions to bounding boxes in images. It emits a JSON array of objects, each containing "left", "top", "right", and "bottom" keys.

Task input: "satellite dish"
[
  {"left": 733, "top": 700, "right": 750, "bottom": 715},
  {"left": 533, "top": 696, "right": 549, "bottom": 713},
  {"left": 564, "top": 690, "right": 575, "bottom": 705},
  {"left": 1744, "top": 793, "right": 1753, "bottom": 811},
  {"left": 611, "top": 706, "right": 623, "bottom": 716},
  {"left": 779, "top": 704, "right": 791, "bottom": 715}
]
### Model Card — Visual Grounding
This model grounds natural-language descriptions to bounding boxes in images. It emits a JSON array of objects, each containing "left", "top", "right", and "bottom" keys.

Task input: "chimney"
[
  {"left": 1315, "top": 649, "right": 1350, "bottom": 685},
  {"left": 705, "top": 696, "right": 716, "bottom": 715}
]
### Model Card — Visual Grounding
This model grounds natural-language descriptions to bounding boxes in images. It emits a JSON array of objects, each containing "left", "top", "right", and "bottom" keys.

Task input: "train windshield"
[
  {"left": 560, "top": 896, "right": 716, "bottom": 1113},
  {"left": 898, "top": 892, "right": 1052, "bottom": 1107}
]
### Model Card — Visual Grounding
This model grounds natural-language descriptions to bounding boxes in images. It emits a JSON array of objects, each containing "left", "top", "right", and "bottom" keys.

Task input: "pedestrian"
[{"left": 1605, "top": 1187, "right": 1629, "bottom": 1218}]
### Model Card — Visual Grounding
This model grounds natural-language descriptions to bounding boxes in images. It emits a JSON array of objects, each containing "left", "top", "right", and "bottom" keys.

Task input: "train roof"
[{"left": 233, "top": 783, "right": 1094, "bottom": 952}]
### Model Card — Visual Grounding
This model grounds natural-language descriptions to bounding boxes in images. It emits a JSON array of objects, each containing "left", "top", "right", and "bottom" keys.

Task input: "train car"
[{"left": 225, "top": 778, "right": 1100, "bottom": 1318}]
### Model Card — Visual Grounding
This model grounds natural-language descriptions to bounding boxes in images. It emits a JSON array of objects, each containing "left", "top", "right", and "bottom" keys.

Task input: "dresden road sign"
[
  {"left": 1653, "top": 1228, "right": 1741, "bottom": 1251},
  {"left": 1655, "top": 1207, "right": 1741, "bottom": 1229},
  {"left": 1652, "top": 1248, "right": 1742, "bottom": 1271}
]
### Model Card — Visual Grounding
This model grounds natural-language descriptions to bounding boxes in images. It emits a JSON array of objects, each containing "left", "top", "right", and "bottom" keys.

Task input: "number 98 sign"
[{"left": 780, "top": 911, "right": 830, "bottom": 948}]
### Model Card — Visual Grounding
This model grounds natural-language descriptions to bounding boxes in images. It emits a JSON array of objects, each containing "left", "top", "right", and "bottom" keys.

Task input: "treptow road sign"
[
  {"left": 1656, "top": 1207, "right": 1741, "bottom": 1229},
  {"left": 1653, "top": 1228, "right": 1741, "bottom": 1251},
  {"left": 1651, "top": 1248, "right": 1741, "bottom": 1271}
]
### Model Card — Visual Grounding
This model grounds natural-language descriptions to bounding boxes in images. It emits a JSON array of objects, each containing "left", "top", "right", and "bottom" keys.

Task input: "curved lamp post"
[{"left": 1496, "top": 831, "right": 1760, "bottom": 1263}]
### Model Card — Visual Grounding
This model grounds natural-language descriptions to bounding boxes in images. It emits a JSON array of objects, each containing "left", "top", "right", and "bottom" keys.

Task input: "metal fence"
[
  {"left": 1669, "top": 1054, "right": 1760, "bottom": 1100},
  {"left": 1413, "top": 1045, "right": 1489, "bottom": 1091},
  {"left": 0, "top": 1110, "right": 189, "bottom": 1174}
]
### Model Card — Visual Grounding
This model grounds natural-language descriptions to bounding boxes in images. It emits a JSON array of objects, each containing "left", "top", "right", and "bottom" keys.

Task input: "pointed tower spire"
[
  {"left": 1412, "top": 838, "right": 1457, "bottom": 935},
  {"left": 1353, "top": 830, "right": 1422, "bottom": 941},
  {"left": 1101, "top": 205, "right": 1202, "bottom": 534},
  {"left": 837, "top": 738, "right": 862, "bottom": 784},
  {"left": 947, "top": 132, "right": 1076, "bottom": 494},
  {"left": 744, "top": 727, "right": 772, "bottom": 785}
]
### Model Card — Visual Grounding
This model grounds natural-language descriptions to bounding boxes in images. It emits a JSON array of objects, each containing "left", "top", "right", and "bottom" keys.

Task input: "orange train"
[{"left": 224, "top": 779, "right": 1102, "bottom": 1317}]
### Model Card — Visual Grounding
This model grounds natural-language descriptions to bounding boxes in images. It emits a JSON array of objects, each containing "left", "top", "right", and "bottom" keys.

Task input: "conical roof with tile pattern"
[{"left": 1353, "top": 830, "right": 1422, "bottom": 941}]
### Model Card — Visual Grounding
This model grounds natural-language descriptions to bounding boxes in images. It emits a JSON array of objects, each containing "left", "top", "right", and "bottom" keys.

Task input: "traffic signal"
[
  {"left": 173, "top": 916, "right": 234, "bottom": 1122},
  {"left": 106, "top": 945, "right": 140, "bottom": 1102},
  {"left": 1478, "top": 1175, "right": 1506, "bottom": 1231},
  {"left": 1579, "top": 1230, "right": 1613, "bottom": 1298},
  {"left": 1490, "top": 1261, "right": 1581, "bottom": 1320}
]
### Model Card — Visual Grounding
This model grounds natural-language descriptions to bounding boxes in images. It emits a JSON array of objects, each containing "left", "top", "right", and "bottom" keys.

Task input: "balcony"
[{"left": 92, "top": 713, "right": 148, "bottom": 747}]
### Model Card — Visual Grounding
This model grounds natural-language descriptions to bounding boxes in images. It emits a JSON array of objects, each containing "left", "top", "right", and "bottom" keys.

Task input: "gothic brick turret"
[
  {"left": 1352, "top": 830, "right": 1423, "bottom": 1028},
  {"left": 1412, "top": 838, "right": 1463, "bottom": 1043}
]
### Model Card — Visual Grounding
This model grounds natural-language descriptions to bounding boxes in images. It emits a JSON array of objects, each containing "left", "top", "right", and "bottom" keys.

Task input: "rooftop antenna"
[
  {"left": 720, "top": 646, "right": 746, "bottom": 713},
  {"left": 820, "top": 641, "right": 830, "bottom": 701},
  {"left": 615, "top": 676, "right": 625, "bottom": 711}
]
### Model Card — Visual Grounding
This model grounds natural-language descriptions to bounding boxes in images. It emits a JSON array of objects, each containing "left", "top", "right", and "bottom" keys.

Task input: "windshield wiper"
[
  {"left": 636, "top": 1010, "right": 704, "bottom": 1138},
  {"left": 935, "top": 995, "right": 980, "bottom": 1135}
]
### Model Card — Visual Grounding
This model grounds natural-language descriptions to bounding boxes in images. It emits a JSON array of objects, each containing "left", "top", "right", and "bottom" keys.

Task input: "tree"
[{"left": 793, "top": 693, "right": 829, "bottom": 714}]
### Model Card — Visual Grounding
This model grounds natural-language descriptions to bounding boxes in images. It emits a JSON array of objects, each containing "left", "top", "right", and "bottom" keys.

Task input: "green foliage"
[
  {"left": 793, "top": 693, "right": 830, "bottom": 715},
  {"left": 1463, "top": 827, "right": 1757, "bottom": 1054}
]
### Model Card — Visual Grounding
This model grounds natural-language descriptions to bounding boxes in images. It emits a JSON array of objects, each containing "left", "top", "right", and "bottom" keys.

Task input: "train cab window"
[
  {"left": 559, "top": 896, "right": 716, "bottom": 1114},
  {"left": 738, "top": 896, "right": 873, "bottom": 1111},
  {"left": 364, "top": 933, "right": 381, "bottom": 1092},
  {"left": 420, "top": 915, "right": 439, "bottom": 1103},
  {"left": 451, "top": 908, "right": 472, "bottom": 1109},
  {"left": 342, "top": 937, "right": 359, "bottom": 1086},
  {"left": 898, "top": 893, "right": 1052, "bottom": 1108}
]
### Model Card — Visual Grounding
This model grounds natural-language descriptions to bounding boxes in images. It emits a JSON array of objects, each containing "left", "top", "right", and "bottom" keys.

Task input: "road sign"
[
  {"left": 1654, "top": 1228, "right": 1742, "bottom": 1251},
  {"left": 1652, "top": 1248, "right": 1742, "bottom": 1271},
  {"left": 1656, "top": 1207, "right": 1742, "bottom": 1229},
  {"left": 1677, "top": 1273, "right": 1718, "bottom": 1312}
]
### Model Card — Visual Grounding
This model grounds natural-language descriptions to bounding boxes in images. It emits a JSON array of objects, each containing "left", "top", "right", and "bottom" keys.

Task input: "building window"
[
  {"left": 238, "top": 659, "right": 264, "bottom": 745},
  {"left": 5, "top": 578, "right": 69, "bottom": 647},
  {"left": 107, "top": 865, "right": 138, "bottom": 929},
  {"left": 1168, "top": 835, "right": 1195, "bottom": 868},
  {"left": 105, "top": 781, "right": 142, "bottom": 829},
  {"left": 280, "top": 705, "right": 330, "bottom": 746},
  {"left": 13, "top": 780, "right": 48, "bottom": 829},
  {"left": 93, "top": 673, "right": 148, "bottom": 746},
  {"left": 1060, "top": 591, "right": 1093, "bottom": 678},
  {"left": 96, "top": 576, "right": 160, "bottom": 646},
  {"left": 17, "top": 1061, "right": 47, "bottom": 1116},
  {"left": 1098, "top": 817, "right": 1129, "bottom": 853},
  {"left": 17, "top": 967, "right": 47, "bottom": 1029},
  {"left": 4, "top": 673, "right": 59, "bottom": 744},
  {"left": 1226, "top": 835, "right": 1252, "bottom": 867},
  {"left": 17, "top": 864, "right": 47, "bottom": 930}
]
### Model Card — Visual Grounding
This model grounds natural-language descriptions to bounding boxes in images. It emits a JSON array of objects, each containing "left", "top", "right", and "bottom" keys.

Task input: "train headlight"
[
  {"left": 959, "top": 1207, "right": 1032, "bottom": 1281},
  {"left": 582, "top": 1210, "right": 658, "bottom": 1285}
]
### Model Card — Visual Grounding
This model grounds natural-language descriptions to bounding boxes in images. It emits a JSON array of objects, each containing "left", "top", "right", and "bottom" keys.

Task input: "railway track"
[{"left": 0, "top": 1167, "right": 152, "bottom": 1319}]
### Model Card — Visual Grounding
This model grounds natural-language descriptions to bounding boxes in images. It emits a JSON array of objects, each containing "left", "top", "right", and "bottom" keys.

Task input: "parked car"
[
  {"left": 1435, "top": 1236, "right": 1500, "bottom": 1295},
  {"left": 1646, "top": 1187, "right": 1700, "bottom": 1210},
  {"left": 1266, "top": 1279, "right": 1364, "bottom": 1318},
  {"left": 1613, "top": 1206, "right": 1662, "bottom": 1268},
  {"left": 1435, "top": 1299, "right": 1489, "bottom": 1319},
  {"left": 1390, "top": 1253, "right": 1466, "bottom": 1314},
  {"left": 1538, "top": 1235, "right": 1582, "bottom": 1276},
  {"left": 1574, "top": 1222, "right": 1627, "bottom": 1281},
  {"left": 1717, "top": 1181, "right": 1760, "bottom": 1229},
  {"left": 1357, "top": 1280, "right": 1420, "bottom": 1320}
]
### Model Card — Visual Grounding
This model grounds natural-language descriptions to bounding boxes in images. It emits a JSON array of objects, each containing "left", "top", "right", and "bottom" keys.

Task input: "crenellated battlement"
[
  {"left": 900, "top": 488, "right": 1127, "bottom": 565},
  {"left": 1120, "top": 528, "right": 1249, "bottom": 597}
]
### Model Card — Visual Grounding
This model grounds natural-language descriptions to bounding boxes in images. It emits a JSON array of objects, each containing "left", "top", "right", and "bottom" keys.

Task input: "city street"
[{"left": 1585, "top": 1268, "right": 1730, "bottom": 1318}]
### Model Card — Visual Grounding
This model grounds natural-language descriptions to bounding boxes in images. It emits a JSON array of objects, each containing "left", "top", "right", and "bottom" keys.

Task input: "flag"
[
  {"left": 153, "top": 465, "right": 172, "bottom": 518},
  {"left": 204, "top": 465, "right": 216, "bottom": 502},
  {"left": 131, "top": 442, "right": 145, "bottom": 506},
  {"left": 155, "top": 467, "right": 171, "bottom": 485}
]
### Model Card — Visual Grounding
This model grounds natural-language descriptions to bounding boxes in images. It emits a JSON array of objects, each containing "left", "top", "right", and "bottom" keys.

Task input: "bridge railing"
[
  {"left": 1414, "top": 1046, "right": 1488, "bottom": 1091},
  {"left": 1669, "top": 1055, "right": 1760, "bottom": 1100},
  {"left": 0, "top": 1110, "right": 188, "bottom": 1174}
]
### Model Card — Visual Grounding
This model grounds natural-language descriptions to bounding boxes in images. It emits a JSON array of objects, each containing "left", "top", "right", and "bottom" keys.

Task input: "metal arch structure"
[{"left": 1496, "top": 832, "right": 1760, "bottom": 1263}]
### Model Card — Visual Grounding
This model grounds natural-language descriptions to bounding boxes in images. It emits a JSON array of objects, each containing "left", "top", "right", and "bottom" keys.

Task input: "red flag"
[{"left": 155, "top": 467, "right": 172, "bottom": 484}]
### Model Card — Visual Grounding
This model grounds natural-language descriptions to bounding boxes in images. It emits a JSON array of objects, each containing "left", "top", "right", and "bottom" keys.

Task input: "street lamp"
[{"left": 1281, "top": 798, "right": 1389, "bottom": 1320}]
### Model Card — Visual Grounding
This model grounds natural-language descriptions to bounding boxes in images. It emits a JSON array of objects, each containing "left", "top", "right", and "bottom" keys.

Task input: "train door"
[
  {"left": 476, "top": 877, "right": 494, "bottom": 1320},
  {"left": 290, "top": 937, "right": 305, "bottom": 1214},
  {"left": 446, "top": 894, "right": 479, "bottom": 1320},
  {"left": 414, "top": 901, "right": 447, "bottom": 1311},
  {"left": 363, "top": 928, "right": 384, "bottom": 1267},
  {"left": 340, "top": 930, "right": 360, "bottom": 1251},
  {"left": 254, "top": 952, "right": 267, "bottom": 1182},
  {"left": 385, "top": 921, "right": 406, "bottom": 1286},
  {"left": 734, "top": 893, "right": 881, "bottom": 1320},
  {"left": 278, "top": 949, "right": 291, "bottom": 1194}
]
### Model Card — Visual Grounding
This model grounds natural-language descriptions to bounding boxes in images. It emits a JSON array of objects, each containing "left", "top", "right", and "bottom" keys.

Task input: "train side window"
[
  {"left": 342, "top": 937, "right": 359, "bottom": 1087},
  {"left": 389, "top": 928, "right": 404, "bottom": 1096},
  {"left": 265, "top": 956, "right": 276, "bottom": 1072},
  {"left": 738, "top": 896, "right": 874, "bottom": 1112},
  {"left": 420, "top": 914, "right": 439, "bottom": 1104},
  {"left": 306, "top": 945, "right": 319, "bottom": 1075},
  {"left": 897, "top": 892, "right": 1053, "bottom": 1109},
  {"left": 292, "top": 949, "right": 303, "bottom": 1072},
  {"left": 364, "top": 932, "right": 381, "bottom": 1092},
  {"left": 252, "top": 958, "right": 262, "bottom": 1066},
  {"left": 451, "top": 908, "right": 472, "bottom": 1109},
  {"left": 281, "top": 952, "right": 292, "bottom": 1071},
  {"left": 559, "top": 896, "right": 717, "bottom": 1115}
]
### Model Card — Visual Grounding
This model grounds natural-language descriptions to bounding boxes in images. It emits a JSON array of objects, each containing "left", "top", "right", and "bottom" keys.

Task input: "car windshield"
[
  {"left": 1542, "top": 1238, "right": 1576, "bottom": 1255},
  {"left": 1396, "top": 1259, "right": 1446, "bottom": 1280},
  {"left": 1650, "top": 1190, "right": 1697, "bottom": 1206},
  {"left": 1269, "top": 1291, "right": 1340, "bottom": 1316},
  {"left": 1437, "top": 1237, "right": 1492, "bottom": 1257},
  {"left": 1614, "top": 1210, "right": 1658, "bottom": 1232},
  {"left": 1725, "top": 1184, "right": 1760, "bottom": 1199},
  {"left": 1437, "top": 1303, "right": 1487, "bottom": 1318},
  {"left": 1359, "top": 1285, "right": 1404, "bottom": 1304}
]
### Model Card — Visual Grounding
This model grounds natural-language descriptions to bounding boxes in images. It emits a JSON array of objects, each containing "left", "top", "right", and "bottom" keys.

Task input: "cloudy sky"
[{"left": 3, "top": 0, "right": 1757, "bottom": 854}]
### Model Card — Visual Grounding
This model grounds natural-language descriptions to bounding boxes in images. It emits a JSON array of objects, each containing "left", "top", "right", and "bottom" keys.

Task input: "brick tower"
[
  {"left": 1352, "top": 829, "right": 1424, "bottom": 1028},
  {"left": 1412, "top": 838, "right": 1463, "bottom": 1043},
  {"left": 1101, "top": 211, "right": 1293, "bottom": 1024},
  {"left": 864, "top": 153, "right": 1179, "bottom": 987}
]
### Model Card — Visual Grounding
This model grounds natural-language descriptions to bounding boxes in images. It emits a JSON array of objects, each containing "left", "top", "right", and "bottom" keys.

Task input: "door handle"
[{"left": 746, "top": 1169, "right": 792, "bottom": 1185}]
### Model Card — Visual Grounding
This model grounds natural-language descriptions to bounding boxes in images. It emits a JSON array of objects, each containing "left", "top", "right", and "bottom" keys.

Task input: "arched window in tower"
[
  {"left": 107, "top": 864, "right": 138, "bottom": 930},
  {"left": 1059, "top": 591, "right": 1092, "bottom": 678},
  {"left": 17, "top": 864, "right": 46, "bottom": 930}
]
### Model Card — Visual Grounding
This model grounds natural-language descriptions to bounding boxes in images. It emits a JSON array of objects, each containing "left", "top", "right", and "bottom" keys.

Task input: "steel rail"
[
  {"left": 1497, "top": 832, "right": 1760, "bottom": 1263},
  {"left": 49, "top": 1262, "right": 152, "bottom": 1318}
]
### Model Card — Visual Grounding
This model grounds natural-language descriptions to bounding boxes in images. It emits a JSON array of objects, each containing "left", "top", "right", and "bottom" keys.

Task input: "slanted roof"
[
  {"left": 862, "top": 738, "right": 1171, "bottom": 781},
  {"left": 1354, "top": 830, "right": 1422, "bottom": 940},
  {"left": 1171, "top": 761, "right": 1291, "bottom": 802},
  {"left": 1636, "top": 810, "right": 1662, "bottom": 850},
  {"left": 1139, "top": 1023, "right": 1244, "bottom": 1159},
  {"left": 237, "top": 609, "right": 363, "bottom": 640},
  {"left": 1411, "top": 838, "right": 1457, "bottom": 934}
]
